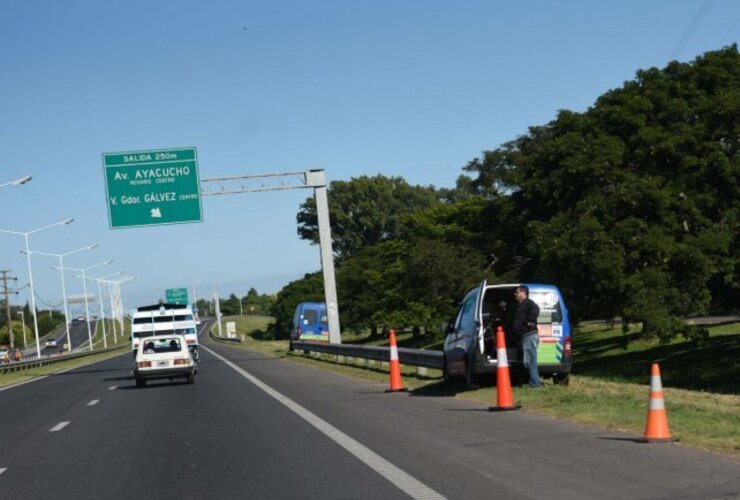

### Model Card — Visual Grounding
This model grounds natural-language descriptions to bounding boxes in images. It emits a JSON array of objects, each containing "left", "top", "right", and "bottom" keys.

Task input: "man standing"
[{"left": 513, "top": 285, "right": 541, "bottom": 387}]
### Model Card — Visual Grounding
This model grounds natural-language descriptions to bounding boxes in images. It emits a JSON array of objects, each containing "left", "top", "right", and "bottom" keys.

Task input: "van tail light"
[
  {"left": 186, "top": 338, "right": 196, "bottom": 344},
  {"left": 564, "top": 338, "right": 572, "bottom": 355},
  {"left": 173, "top": 358, "right": 189, "bottom": 366},
  {"left": 137, "top": 361, "right": 151, "bottom": 368}
]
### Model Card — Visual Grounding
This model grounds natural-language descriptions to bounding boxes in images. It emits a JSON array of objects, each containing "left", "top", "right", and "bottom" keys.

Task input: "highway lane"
[
  {"left": 0, "top": 329, "right": 737, "bottom": 499},
  {"left": 201, "top": 335, "right": 740, "bottom": 500},
  {"left": 18, "top": 320, "right": 96, "bottom": 358},
  {"left": 0, "top": 347, "right": 411, "bottom": 498}
]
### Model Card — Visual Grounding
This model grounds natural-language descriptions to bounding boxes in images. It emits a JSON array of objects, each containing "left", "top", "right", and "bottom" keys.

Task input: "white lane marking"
[
  {"left": 0, "top": 468, "right": 7, "bottom": 476},
  {"left": 202, "top": 345, "right": 446, "bottom": 500},
  {"left": 49, "top": 421, "right": 70, "bottom": 432},
  {"left": 87, "top": 399, "right": 100, "bottom": 406},
  {"left": 0, "top": 375, "right": 50, "bottom": 392},
  {"left": 108, "top": 385, "right": 117, "bottom": 391}
]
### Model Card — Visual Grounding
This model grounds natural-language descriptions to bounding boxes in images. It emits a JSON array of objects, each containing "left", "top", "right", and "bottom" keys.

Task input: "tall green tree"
[
  {"left": 459, "top": 46, "right": 739, "bottom": 338},
  {"left": 297, "top": 175, "right": 441, "bottom": 260}
]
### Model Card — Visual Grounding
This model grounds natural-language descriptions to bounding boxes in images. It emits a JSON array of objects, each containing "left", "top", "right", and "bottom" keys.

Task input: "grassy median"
[{"left": 209, "top": 317, "right": 740, "bottom": 457}]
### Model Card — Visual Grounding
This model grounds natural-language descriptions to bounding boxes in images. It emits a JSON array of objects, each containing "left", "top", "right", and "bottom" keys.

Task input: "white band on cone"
[
  {"left": 390, "top": 346, "right": 399, "bottom": 361},
  {"left": 649, "top": 398, "right": 665, "bottom": 410},
  {"left": 497, "top": 347, "right": 508, "bottom": 367},
  {"left": 650, "top": 375, "right": 663, "bottom": 391}
]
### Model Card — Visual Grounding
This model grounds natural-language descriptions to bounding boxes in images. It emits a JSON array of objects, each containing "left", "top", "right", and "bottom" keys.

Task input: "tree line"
[{"left": 269, "top": 46, "right": 738, "bottom": 343}]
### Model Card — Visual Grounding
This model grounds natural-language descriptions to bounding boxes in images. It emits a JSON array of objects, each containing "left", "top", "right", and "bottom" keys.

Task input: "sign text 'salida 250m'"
[{"left": 102, "top": 147, "right": 203, "bottom": 229}]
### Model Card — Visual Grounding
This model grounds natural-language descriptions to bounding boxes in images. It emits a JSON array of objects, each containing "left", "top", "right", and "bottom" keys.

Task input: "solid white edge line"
[
  {"left": 201, "top": 344, "right": 447, "bottom": 500},
  {"left": 49, "top": 421, "right": 70, "bottom": 432},
  {"left": 87, "top": 399, "right": 100, "bottom": 406}
]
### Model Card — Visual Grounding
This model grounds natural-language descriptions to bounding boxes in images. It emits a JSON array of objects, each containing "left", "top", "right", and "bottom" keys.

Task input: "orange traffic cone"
[
  {"left": 641, "top": 363, "right": 678, "bottom": 443},
  {"left": 489, "top": 326, "right": 521, "bottom": 412},
  {"left": 385, "top": 329, "right": 407, "bottom": 393}
]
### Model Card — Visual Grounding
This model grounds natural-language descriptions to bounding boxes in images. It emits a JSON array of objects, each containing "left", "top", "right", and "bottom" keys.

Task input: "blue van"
[
  {"left": 442, "top": 281, "right": 572, "bottom": 387},
  {"left": 290, "top": 302, "right": 329, "bottom": 345}
]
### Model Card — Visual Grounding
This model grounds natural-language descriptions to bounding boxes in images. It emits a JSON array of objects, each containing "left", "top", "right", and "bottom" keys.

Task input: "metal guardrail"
[
  {"left": 0, "top": 345, "right": 125, "bottom": 374},
  {"left": 291, "top": 341, "right": 443, "bottom": 370}
]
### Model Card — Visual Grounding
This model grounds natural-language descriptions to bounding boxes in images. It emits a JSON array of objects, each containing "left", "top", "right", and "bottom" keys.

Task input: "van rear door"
[{"left": 474, "top": 279, "right": 487, "bottom": 355}]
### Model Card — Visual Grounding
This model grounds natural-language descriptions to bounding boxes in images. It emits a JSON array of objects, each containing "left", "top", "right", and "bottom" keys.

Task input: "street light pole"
[
  {"left": 86, "top": 271, "right": 124, "bottom": 350},
  {"left": 105, "top": 275, "right": 134, "bottom": 341},
  {"left": 27, "top": 244, "right": 97, "bottom": 355},
  {"left": 236, "top": 283, "right": 249, "bottom": 317},
  {"left": 17, "top": 310, "right": 26, "bottom": 348},
  {"left": 65, "top": 260, "right": 112, "bottom": 351},
  {"left": 0, "top": 175, "right": 32, "bottom": 188},
  {"left": 191, "top": 280, "right": 201, "bottom": 310},
  {"left": 0, "top": 218, "right": 74, "bottom": 359}
]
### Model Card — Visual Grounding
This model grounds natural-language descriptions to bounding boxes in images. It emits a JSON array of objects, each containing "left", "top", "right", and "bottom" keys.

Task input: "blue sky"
[{"left": 0, "top": 0, "right": 738, "bottom": 311}]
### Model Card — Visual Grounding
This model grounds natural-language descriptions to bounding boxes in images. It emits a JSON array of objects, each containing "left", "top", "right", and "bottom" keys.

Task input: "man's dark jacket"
[{"left": 512, "top": 298, "right": 539, "bottom": 340}]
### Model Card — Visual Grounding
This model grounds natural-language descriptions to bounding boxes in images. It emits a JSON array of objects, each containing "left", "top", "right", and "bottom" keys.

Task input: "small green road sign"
[
  {"left": 103, "top": 147, "right": 203, "bottom": 229},
  {"left": 166, "top": 288, "right": 189, "bottom": 306}
]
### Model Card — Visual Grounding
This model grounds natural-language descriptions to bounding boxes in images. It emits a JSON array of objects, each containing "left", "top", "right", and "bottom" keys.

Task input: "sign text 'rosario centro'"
[{"left": 103, "top": 148, "right": 203, "bottom": 228}]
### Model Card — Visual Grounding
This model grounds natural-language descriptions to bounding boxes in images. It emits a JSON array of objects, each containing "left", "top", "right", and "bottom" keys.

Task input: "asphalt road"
[{"left": 0, "top": 324, "right": 737, "bottom": 499}]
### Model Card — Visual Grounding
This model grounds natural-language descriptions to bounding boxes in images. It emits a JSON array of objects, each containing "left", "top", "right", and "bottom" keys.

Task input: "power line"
[
  {"left": 720, "top": 15, "right": 740, "bottom": 45},
  {"left": 670, "top": 0, "right": 713, "bottom": 60}
]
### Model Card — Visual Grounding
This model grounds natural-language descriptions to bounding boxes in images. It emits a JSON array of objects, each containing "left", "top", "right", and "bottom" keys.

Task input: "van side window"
[
  {"left": 530, "top": 291, "right": 563, "bottom": 324},
  {"left": 457, "top": 293, "right": 477, "bottom": 331}
]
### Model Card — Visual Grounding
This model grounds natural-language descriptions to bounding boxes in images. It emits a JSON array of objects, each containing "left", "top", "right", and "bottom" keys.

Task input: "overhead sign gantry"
[{"left": 101, "top": 147, "right": 342, "bottom": 344}]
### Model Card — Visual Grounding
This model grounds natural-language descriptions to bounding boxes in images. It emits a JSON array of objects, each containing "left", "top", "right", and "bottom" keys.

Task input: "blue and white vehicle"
[
  {"left": 131, "top": 303, "right": 199, "bottom": 361},
  {"left": 443, "top": 281, "right": 572, "bottom": 387}
]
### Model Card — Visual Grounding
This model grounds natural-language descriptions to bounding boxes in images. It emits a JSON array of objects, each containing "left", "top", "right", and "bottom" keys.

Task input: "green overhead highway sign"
[
  {"left": 165, "top": 288, "right": 189, "bottom": 306},
  {"left": 103, "top": 147, "right": 203, "bottom": 229}
]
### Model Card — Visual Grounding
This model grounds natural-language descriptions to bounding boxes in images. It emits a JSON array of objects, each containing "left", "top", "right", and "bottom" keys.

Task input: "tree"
[
  {"left": 297, "top": 175, "right": 441, "bottom": 260},
  {"left": 458, "top": 46, "right": 739, "bottom": 339}
]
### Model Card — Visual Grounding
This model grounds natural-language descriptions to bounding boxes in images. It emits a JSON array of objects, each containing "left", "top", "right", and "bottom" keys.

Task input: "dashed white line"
[
  {"left": 202, "top": 345, "right": 447, "bottom": 500},
  {"left": 87, "top": 399, "right": 100, "bottom": 406},
  {"left": 108, "top": 385, "right": 117, "bottom": 391},
  {"left": 0, "top": 468, "right": 7, "bottom": 476},
  {"left": 49, "top": 421, "right": 70, "bottom": 432}
]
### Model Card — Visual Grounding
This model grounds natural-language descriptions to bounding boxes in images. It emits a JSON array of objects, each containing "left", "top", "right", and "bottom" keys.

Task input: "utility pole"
[{"left": 0, "top": 270, "right": 19, "bottom": 348}]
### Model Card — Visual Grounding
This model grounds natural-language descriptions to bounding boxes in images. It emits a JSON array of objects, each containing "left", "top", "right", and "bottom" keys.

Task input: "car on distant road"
[
  {"left": 45, "top": 338, "right": 58, "bottom": 348},
  {"left": 0, "top": 348, "right": 9, "bottom": 363},
  {"left": 75, "top": 316, "right": 86, "bottom": 322},
  {"left": 134, "top": 335, "right": 196, "bottom": 388}
]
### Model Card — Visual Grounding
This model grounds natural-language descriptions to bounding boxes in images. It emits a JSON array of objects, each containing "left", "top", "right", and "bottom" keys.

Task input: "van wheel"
[
  {"left": 135, "top": 377, "right": 145, "bottom": 388},
  {"left": 465, "top": 353, "right": 478, "bottom": 389},
  {"left": 553, "top": 373, "right": 570, "bottom": 386},
  {"left": 442, "top": 356, "right": 451, "bottom": 385}
]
